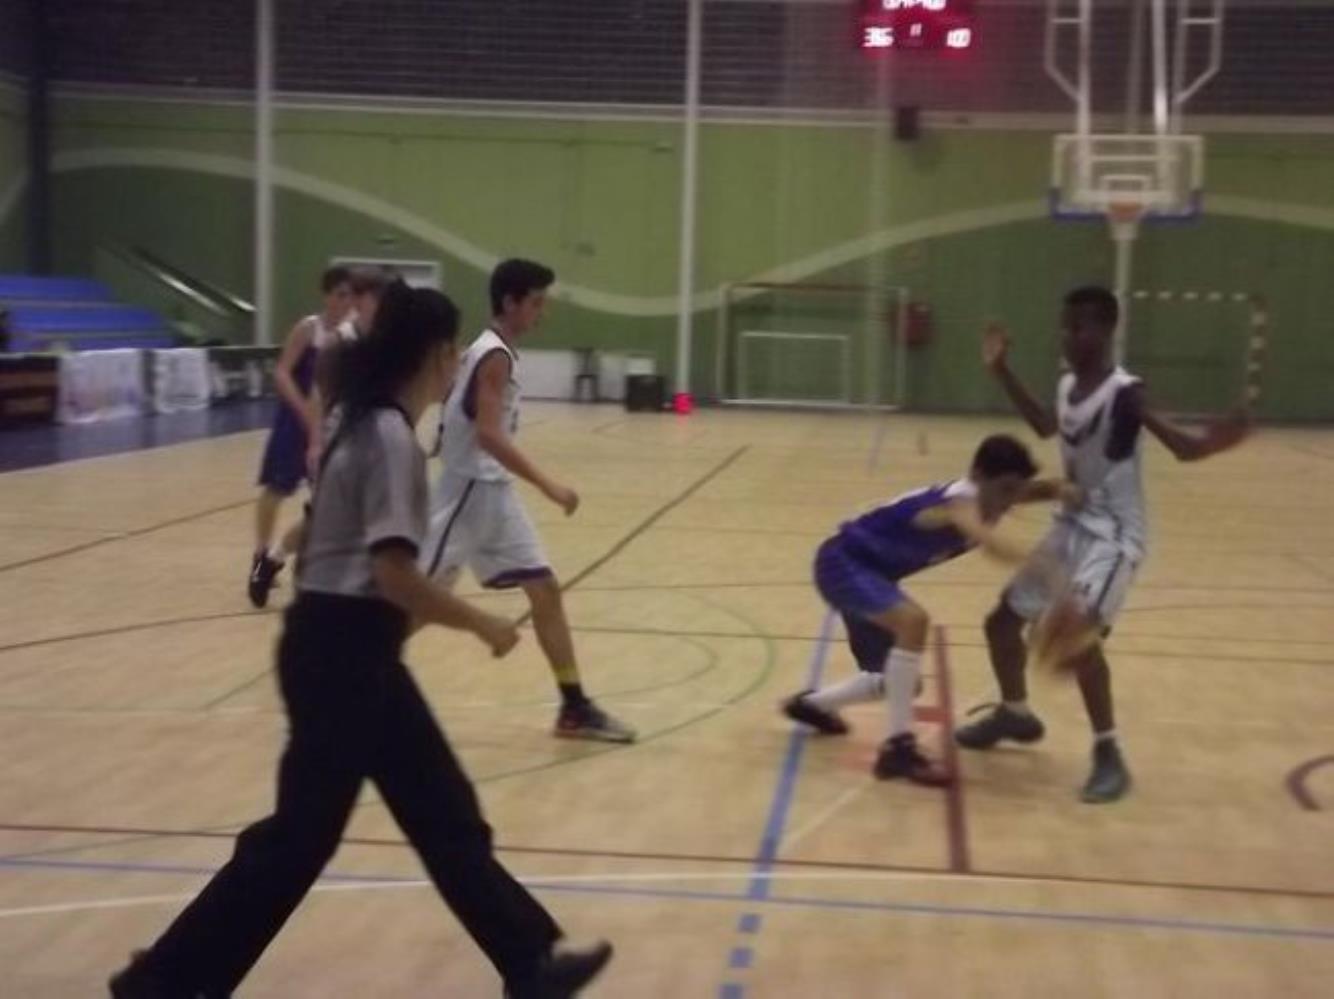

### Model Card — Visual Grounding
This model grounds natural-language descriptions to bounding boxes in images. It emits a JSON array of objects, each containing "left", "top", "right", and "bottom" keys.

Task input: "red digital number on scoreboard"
[{"left": 858, "top": 0, "right": 977, "bottom": 52}]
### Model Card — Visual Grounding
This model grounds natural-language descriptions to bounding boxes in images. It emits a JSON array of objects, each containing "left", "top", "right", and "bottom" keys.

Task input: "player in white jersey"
[
  {"left": 421, "top": 259, "right": 635, "bottom": 743},
  {"left": 955, "top": 286, "right": 1248, "bottom": 802}
]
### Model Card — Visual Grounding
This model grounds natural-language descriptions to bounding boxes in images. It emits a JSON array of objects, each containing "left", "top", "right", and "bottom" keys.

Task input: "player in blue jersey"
[{"left": 782, "top": 434, "right": 1077, "bottom": 785}]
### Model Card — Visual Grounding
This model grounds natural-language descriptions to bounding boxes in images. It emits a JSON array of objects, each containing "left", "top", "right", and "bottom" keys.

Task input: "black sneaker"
[
  {"left": 555, "top": 701, "right": 636, "bottom": 743},
  {"left": 1081, "top": 739, "right": 1132, "bottom": 803},
  {"left": 246, "top": 553, "right": 284, "bottom": 609},
  {"left": 954, "top": 704, "right": 1045, "bottom": 750},
  {"left": 781, "top": 690, "right": 849, "bottom": 735},
  {"left": 873, "top": 733, "right": 954, "bottom": 786},
  {"left": 506, "top": 940, "right": 614, "bottom": 999}
]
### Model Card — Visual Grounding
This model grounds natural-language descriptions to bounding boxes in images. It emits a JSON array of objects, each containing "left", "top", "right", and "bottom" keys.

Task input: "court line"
[
  {"left": 2, "top": 856, "right": 1332, "bottom": 943},
  {"left": 4, "top": 611, "right": 1331, "bottom": 685},
  {"left": 522, "top": 444, "right": 751, "bottom": 612},
  {"left": 2, "top": 820, "right": 1330, "bottom": 900},
  {"left": 1286, "top": 755, "right": 1334, "bottom": 811},
  {"left": 747, "top": 609, "right": 836, "bottom": 902},
  {"left": 776, "top": 783, "right": 867, "bottom": 854},
  {"left": 721, "top": 609, "right": 834, "bottom": 997},
  {"left": 1289, "top": 553, "right": 1334, "bottom": 586},
  {"left": 934, "top": 626, "right": 970, "bottom": 873},
  {"left": 0, "top": 497, "right": 255, "bottom": 574},
  {"left": 192, "top": 445, "right": 753, "bottom": 708},
  {"left": 574, "top": 578, "right": 1334, "bottom": 596},
  {"left": 0, "top": 588, "right": 783, "bottom": 862}
]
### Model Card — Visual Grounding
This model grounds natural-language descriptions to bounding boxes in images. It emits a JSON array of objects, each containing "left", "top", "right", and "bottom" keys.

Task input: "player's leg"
[
  {"left": 477, "top": 485, "right": 635, "bottom": 743},
  {"left": 518, "top": 574, "right": 634, "bottom": 743},
  {"left": 785, "top": 612, "right": 892, "bottom": 734},
  {"left": 783, "top": 540, "right": 894, "bottom": 734},
  {"left": 953, "top": 527, "right": 1071, "bottom": 749},
  {"left": 860, "top": 597, "right": 951, "bottom": 786},
  {"left": 249, "top": 426, "right": 306, "bottom": 608},
  {"left": 249, "top": 488, "right": 294, "bottom": 609},
  {"left": 1064, "top": 536, "right": 1136, "bottom": 803}
]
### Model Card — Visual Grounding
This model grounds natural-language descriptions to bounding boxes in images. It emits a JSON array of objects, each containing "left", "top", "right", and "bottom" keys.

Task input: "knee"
[
  {"left": 985, "top": 603, "right": 1021, "bottom": 642},
  {"left": 525, "top": 575, "right": 561, "bottom": 608},
  {"left": 897, "top": 604, "right": 930, "bottom": 647},
  {"left": 235, "top": 811, "right": 344, "bottom": 874}
]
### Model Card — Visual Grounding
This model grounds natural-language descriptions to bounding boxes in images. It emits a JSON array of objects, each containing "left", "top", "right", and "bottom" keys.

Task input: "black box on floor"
[
  {"left": 0, "top": 354, "right": 60, "bottom": 428},
  {"left": 624, "top": 374, "right": 667, "bottom": 412}
]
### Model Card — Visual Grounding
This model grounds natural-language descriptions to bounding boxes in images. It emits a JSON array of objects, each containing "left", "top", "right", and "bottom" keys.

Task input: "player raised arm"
[
  {"left": 983, "top": 323, "right": 1058, "bottom": 439},
  {"left": 1121, "top": 384, "right": 1250, "bottom": 462},
  {"left": 474, "top": 352, "right": 580, "bottom": 515}
]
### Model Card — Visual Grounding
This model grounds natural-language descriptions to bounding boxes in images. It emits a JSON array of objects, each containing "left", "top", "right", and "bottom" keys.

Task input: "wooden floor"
[{"left": 1, "top": 403, "right": 1331, "bottom": 997}]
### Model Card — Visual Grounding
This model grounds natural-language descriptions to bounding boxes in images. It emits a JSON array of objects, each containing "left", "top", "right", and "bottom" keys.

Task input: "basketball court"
[{"left": 1, "top": 404, "right": 1331, "bottom": 995}]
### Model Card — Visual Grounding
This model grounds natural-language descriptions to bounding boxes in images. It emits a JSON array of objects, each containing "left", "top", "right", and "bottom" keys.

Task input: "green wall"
[
  {"left": 35, "top": 93, "right": 1334, "bottom": 420},
  {"left": 0, "top": 80, "right": 26, "bottom": 271}
]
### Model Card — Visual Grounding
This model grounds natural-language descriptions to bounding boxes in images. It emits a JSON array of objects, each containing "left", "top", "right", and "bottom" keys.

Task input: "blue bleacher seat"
[
  {"left": 0, "top": 275, "right": 114, "bottom": 303},
  {"left": 8, "top": 306, "right": 168, "bottom": 334},
  {"left": 1, "top": 275, "right": 175, "bottom": 353},
  {"left": 11, "top": 331, "right": 177, "bottom": 353}
]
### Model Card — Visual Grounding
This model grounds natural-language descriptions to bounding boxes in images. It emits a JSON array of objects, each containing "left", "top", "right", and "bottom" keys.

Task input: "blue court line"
[
  {"left": 747, "top": 608, "right": 837, "bottom": 902},
  {"left": 3, "top": 855, "right": 1333, "bottom": 942},
  {"left": 720, "top": 609, "right": 837, "bottom": 995}
]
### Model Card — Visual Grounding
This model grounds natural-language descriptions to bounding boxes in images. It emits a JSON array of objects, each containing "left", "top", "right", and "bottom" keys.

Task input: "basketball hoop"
[{"left": 1107, "top": 201, "right": 1146, "bottom": 243}]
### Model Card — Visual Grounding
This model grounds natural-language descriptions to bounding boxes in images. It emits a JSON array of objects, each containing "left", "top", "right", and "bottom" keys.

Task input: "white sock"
[
  {"left": 1094, "top": 729, "right": 1117, "bottom": 745},
  {"left": 807, "top": 671, "right": 883, "bottom": 712},
  {"left": 1003, "top": 700, "right": 1033, "bottom": 717},
  {"left": 885, "top": 649, "right": 923, "bottom": 739}
]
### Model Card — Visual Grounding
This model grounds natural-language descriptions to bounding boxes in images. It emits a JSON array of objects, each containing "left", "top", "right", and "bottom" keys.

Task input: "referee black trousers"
[{"left": 142, "top": 593, "right": 560, "bottom": 995}]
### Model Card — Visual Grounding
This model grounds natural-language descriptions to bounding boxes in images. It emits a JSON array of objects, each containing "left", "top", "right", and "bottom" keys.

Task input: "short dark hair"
[
  {"left": 1064, "top": 285, "right": 1119, "bottom": 333},
  {"left": 349, "top": 267, "right": 389, "bottom": 297},
  {"left": 971, "top": 434, "right": 1039, "bottom": 480},
  {"left": 490, "top": 258, "right": 554, "bottom": 315},
  {"left": 321, "top": 265, "right": 352, "bottom": 293}
]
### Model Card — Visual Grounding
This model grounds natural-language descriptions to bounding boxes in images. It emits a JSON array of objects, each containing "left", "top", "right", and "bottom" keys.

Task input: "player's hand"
[
  {"left": 305, "top": 442, "right": 322, "bottom": 479},
  {"left": 982, "top": 323, "right": 1011, "bottom": 373},
  {"left": 1202, "top": 408, "right": 1251, "bottom": 455},
  {"left": 545, "top": 482, "right": 580, "bottom": 516},
  {"left": 475, "top": 613, "right": 520, "bottom": 658},
  {"left": 1059, "top": 482, "right": 1087, "bottom": 511}
]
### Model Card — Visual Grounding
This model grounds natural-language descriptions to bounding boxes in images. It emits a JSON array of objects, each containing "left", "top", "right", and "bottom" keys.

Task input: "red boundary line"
[{"left": 933, "top": 625, "right": 970, "bottom": 872}]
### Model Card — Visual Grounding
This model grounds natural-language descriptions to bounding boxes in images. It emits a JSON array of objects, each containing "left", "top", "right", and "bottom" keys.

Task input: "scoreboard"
[{"left": 858, "top": 0, "right": 977, "bottom": 52}]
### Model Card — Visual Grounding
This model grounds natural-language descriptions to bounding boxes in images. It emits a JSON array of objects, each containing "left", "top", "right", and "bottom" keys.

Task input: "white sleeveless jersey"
[
  {"left": 1056, "top": 366, "right": 1148, "bottom": 558},
  {"left": 437, "top": 328, "right": 520, "bottom": 483}
]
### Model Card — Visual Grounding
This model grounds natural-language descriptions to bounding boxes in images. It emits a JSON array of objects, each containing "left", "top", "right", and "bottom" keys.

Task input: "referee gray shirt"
[{"left": 297, "top": 406, "right": 426, "bottom": 599}]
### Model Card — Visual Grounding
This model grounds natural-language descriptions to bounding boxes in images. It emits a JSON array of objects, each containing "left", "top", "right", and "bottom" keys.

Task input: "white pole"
[
  {"left": 673, "top": 0, "right": 703, "bottom": 409},
  {"left": 1111, "top": 223, "right": 1136, "bottom": 365},
  {"left": 253, "top": 0, "right": 275, "bottom": 346},
  {"left": 1151, "top": 0, "right": 1170, "bottom": 135}
]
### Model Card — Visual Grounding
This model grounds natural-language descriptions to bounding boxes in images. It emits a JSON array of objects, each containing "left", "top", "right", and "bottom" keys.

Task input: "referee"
[{"left": 112, "top": 282, "right": 612, "bottom": 998}]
